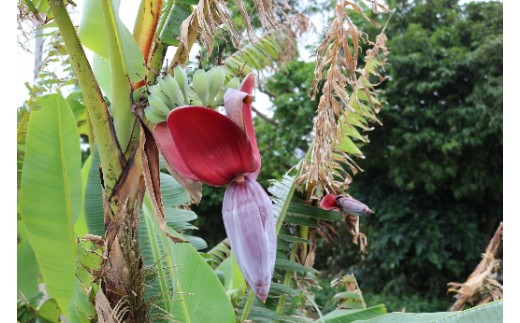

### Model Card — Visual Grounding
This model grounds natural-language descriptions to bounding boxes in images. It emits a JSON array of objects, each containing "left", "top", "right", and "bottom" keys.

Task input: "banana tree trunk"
[
  {"left": 48, "top": 1, "right": 149, "bottom": 320},
  {"left": 97, "top": 146, "right": 147, "bottom": 322}
]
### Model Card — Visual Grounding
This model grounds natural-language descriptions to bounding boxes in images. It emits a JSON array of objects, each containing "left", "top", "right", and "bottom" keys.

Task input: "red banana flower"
[{"left": 157, "top": 73, "right": 276, "bottom": 302}]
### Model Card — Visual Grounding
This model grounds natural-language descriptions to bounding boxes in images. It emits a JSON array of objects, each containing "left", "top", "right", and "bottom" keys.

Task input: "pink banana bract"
[{"left": 155, "top": 73, "right": 276, "bottom": 302}]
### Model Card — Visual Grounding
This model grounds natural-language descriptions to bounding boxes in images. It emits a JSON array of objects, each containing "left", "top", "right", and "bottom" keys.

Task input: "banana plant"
[
  {"left": 17, "top": 0, "right": 309, "bottom": 320},
  {"left": 16, "top": 0, "right": 501, "bottom": 322}
]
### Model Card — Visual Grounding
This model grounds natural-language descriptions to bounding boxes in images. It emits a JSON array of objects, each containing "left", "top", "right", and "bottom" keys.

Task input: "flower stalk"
[{"left": 48, "top": 0, "right": 123, "bottom": 196}]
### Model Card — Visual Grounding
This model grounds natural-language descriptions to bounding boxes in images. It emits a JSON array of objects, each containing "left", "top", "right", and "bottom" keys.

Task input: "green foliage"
[
  {"left": 223, "top": 26, "right": 297, "bottom": 78},
  {"left": 18, "top": 298, "right": 62, "bottom": 323},
  {"left": 314, "top": 0, "right": 503, "bottom": 312},
  {"left": 69, "top": 239, "right": 102, "bottom": 322},
  {"left": 159, "top": 0, "right": 198, "bottom": 46},
  {"left": 354, "top": 300, "right": 502, "bottom": 323},
  {"left": 17, "top": 0, "right": 503, "bottom": 320},
  {"left": 84, "top": 146, "right": 104, "bottom": 236},
  {"left": 256, "top": 60, "right": 318, "bottom": 185},
  {"left": 19, "top": 92, "right": 83, "bottom": 318},
  {"left": 17, "top": 220, "right": 40, "bottom": 303},
  {"left": 319, "top": 304, "right": 387, "bottom": 323},
  {"left": 170, "top": 243, "right": 236, "bottom": 322},
  {"left": 77, "top": 0, "right": 144, "bottom": 83},
  {"left": 140, "top": 173, "right": 236, "bottom": 321}
]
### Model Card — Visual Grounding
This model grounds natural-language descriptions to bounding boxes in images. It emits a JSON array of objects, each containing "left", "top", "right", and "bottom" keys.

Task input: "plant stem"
[
  {"left": 275, "top": 242, "right": 298, "bottom": 316},
  {"left": 274, "top": 163, "right": 309, "bottom": 318},
  {"left": 240, "top": 288, "right": 256, "bottom": 322},
  {"left": 132, "top": 0, "right": 163, "bottom": 65},
  {"left": 147, "top": 42, "right": 168, "bottom": 82},
  {"left": 49, "top": 0, "right": 123, "bottom": 196},
  {"left": 101, "top": 0, "right": 140, "bottom": 158},
  {"left": 275, "top": 173, "right": 299, "bottom": 234}
]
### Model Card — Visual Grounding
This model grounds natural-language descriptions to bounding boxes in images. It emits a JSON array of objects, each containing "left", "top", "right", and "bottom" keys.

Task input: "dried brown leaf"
[
  {"left": 448, "top": 222, "right": 503, "bottom": 311},
  {"left": 233, "top": 0, "right": 257, "bottom": 42},
  {"left": 301, "top": 1, "right": 389, "bottom": 197},
  {"left": 95, "top": 289, "right": 118, "bottom": 323},
  {"left": 252, "top": 0, "right": 278, "bottom": 30},
  {"left": 140, "top": 127, "right": 187, "bottom": 243}
]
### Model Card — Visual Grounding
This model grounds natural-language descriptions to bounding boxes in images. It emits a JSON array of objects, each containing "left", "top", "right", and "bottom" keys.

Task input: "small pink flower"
[
  {"left": 320, "top": 194, "right": 374, "bottom": 216},
  {"left": 154, "top": 73, "right": 276, "bottom": 302}
]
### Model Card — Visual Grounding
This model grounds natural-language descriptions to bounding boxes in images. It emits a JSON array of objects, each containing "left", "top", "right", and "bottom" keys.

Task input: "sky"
[
  {"left": 13, "top": 0, "right": 330, "bottom": 110},
  {"left": 7, "top": 0, "right": 518, "bottom": 319}
]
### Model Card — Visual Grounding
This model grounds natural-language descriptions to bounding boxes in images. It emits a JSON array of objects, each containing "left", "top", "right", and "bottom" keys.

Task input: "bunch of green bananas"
[{"left": 144, "top": 66, "right": 240, "bottom": 124}]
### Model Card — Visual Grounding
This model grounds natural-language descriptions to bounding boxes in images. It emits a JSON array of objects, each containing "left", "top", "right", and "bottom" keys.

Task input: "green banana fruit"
[
  {"left": 160, "top": 75, "right": 185, "bottom": 107},
  {"left": 149, "top": 84, "right": 170, "bottom": 106},
  {"left": 192, "top": 69, "right": 210, "bottom": 105},
  {"left": 174, "top": 65, "right": 189, "bottom": 103},
  {"left": 225, "top": 77, "right": 240, "bottom": 90},
  {"left": 207, "top": 66, "right": 226, "bottom": 106},
  {"left": 215, "top": 76, "right": 241, "bottom": 105},
  {"left": 148, "top": 93, "right": 171, "bottom": 117},
  {"left": 144, "top": 106, "right": 167, "bottom": 124},
  {"left": 190, "top": 99, "right": 203, "bottom": 106}
]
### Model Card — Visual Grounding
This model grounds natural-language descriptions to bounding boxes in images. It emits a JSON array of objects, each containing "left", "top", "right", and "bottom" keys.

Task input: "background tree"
[{"left": 311, "top": 0, "right": 502, "bottom": 312}]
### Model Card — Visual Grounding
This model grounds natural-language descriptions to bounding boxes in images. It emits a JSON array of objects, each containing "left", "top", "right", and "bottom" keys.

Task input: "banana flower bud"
[
  {"left": 223, "top": 177, "right": 276, "bottom": 302},
  {"left": 320, "top": 194, "right": 374, "bottom": 216},
  {"left": 155, "top": 73, "right": 276, "bottom": 301}
]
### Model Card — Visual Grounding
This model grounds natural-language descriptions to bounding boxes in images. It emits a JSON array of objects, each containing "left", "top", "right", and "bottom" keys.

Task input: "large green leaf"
[
  {"left": 215, "top": 255, "right": 246, "bottom": 300},
  {"left": 139, "top": 197, "right": 235, "bottom": 322},
  {"left": 435, "top": 300, "right": 502, "bottom": 322},
  {"left": 320, "top": 304, "right": 387, "bottom": 323},
  {"left": 139, "top": 198, "right": 177, "bottom": 321},
  {"left": 170, "top": 243, "right": 236, "bottom": 323},
  {"left": 78, "top": 0, "right": 144, "bottom": 83},
  {"left": 19, "top": 93, "right": 82, "bottom": 317},
  {"left": 160, "top": 172, "right": 190, "bottom": 206},
  {"left": 352, "top": 300, "right": 503, "bottom": 323},
  {"left": 141, "top": 169, "right": 232, "bottom": 319},
  {"left": 92, "top": 54, "right": 113, "bottom": 101},
  {"left": 17, "top": 220, "right": 40, "bottom": 302},
  {"left": 84, "top": 146, "right": 104, "bottom": 236},
  {"left": 158, "top": 0, "right": 197, "bottom": 46},
  {"left": 74, "top": 153, "right": 92, "bottom": 236}
]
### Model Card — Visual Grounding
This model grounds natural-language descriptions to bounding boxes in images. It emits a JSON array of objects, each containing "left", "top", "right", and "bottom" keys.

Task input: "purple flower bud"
[
  {"left": 320, "top": 194, "right": 374, "bottom": 216},
  {"left": 336, "top": 195, "right": 374, "bottom": 216},
  {"left": 222, "top": 176, "right": 276, "bottom": 302}
]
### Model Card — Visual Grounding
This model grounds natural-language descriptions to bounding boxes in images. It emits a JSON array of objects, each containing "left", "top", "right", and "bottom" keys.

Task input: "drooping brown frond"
[
  {"left": 252, "top": 0, "right": 279, "bottom": 29},
  {"left": 178, "top": 0, "right": 283, "bottom": 57},
  {"left": 297, "top": 1, "right": 389, "bottom": 251},
  {"left": 194, "top": 0, "right": 242, "bottom": 54},
  {"left": 300, "top": 1, "right": 389, "bottom": 195},
  {"left": 448, "top": 222, "right": 503, "bottom": 311},
  {"left": 233, "top": 0, "right": 258, "bottom": 42}
]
